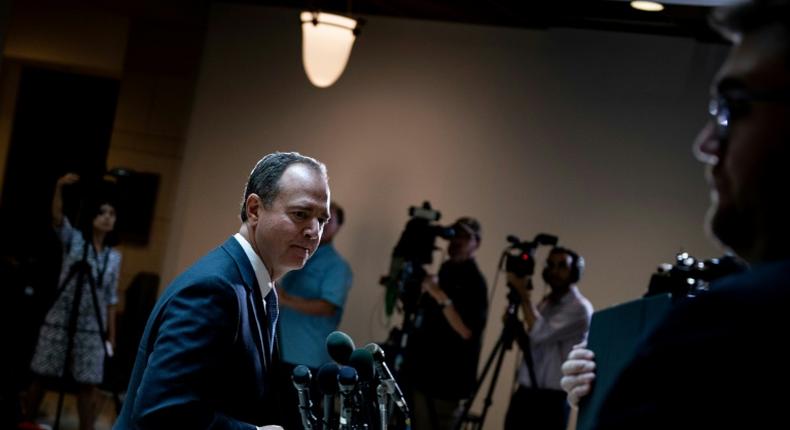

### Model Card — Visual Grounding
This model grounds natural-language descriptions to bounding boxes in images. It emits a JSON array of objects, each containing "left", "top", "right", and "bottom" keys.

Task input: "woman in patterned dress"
[{"left": 21, "top": 173, "right": 122, "bottom": 430}]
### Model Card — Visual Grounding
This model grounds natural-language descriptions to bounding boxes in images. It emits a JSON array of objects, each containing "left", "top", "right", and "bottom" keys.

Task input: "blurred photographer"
[
  {"left": 504, "top": 247, "right": 593, "bottom": 430},
  {"left": 402, "top": 217, "right": 488, "bottom": 430}
]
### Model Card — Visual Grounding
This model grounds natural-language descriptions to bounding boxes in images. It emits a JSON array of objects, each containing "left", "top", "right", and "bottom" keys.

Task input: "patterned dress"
[{"left": 30, "top": 218, "right": 121, "bottom": 384}]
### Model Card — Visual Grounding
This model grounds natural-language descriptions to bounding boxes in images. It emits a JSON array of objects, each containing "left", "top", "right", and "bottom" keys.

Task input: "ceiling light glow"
[{"left": 630, "top": 1, "right": 666, "bottom": 11}]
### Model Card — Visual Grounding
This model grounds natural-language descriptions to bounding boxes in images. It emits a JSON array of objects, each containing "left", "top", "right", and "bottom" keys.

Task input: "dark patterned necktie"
[{"left": 264, "top": 288, "right": 279, "bottom": 358}]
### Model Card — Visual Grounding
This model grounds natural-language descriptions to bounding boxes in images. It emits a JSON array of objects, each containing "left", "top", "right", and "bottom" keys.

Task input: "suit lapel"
[{"left": 221, "top": 237, "right": 271, "bottom": 370}]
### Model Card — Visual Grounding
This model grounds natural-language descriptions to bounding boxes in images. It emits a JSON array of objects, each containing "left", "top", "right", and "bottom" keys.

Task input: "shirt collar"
[{"left": 233, "top": 233, "right": 274, "bottom": 299}]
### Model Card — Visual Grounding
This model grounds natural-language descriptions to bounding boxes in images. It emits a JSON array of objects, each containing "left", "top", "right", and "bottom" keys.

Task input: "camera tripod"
[
  {"left": 454, "top": 288, "right": 537, "bottom": 430},
  {"left": 46, "top": 242, "right": 119, "bottom": 430}
]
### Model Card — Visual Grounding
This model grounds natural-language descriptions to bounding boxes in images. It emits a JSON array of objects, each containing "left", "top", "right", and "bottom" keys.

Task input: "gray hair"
[{"left": 239, "top": 151, "right": 327, "bottom": 222}]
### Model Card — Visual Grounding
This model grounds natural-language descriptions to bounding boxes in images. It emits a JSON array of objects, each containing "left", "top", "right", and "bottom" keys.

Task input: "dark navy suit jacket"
[
  {"left": 115, "top": 237, "right": 281, "bottom": 430},
  {"left": 593, "top": 259, "right": 790, "bottom": 429}
]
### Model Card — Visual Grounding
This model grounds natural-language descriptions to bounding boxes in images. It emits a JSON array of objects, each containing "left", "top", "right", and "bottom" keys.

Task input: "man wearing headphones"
[{"left": 504, "top": 247, "right": 593, "bottom": 430}]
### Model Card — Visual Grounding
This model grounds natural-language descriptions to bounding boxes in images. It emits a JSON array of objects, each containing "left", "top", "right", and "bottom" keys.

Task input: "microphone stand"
[
  {"left": 376, "top": 383, "right": 388, "bottom": 430},
  {"left": 338, "top": 367, "right": 358, "bottom": 430}
]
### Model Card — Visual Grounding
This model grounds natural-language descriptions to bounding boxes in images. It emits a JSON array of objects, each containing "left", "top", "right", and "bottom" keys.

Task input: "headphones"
[{"left": 542, "top": 247, "right": 585, "bottom": 285}]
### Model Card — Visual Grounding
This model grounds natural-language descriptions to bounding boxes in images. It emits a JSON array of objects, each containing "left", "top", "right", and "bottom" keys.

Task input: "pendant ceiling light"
[
  {"left": 630, "top": 1, "right": 665, "bottom": 11},
  {"left": 300, "top": 11, "right": 361, "bottom": 88}
]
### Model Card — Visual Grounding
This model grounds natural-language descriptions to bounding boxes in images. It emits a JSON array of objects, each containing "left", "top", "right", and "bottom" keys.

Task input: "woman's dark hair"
[{"left": 77, "top": 197, "right": 120, "bottom": 247}]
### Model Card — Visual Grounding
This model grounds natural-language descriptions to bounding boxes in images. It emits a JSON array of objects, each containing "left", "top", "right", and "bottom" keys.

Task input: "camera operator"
[
  {"left": 401, "top": 217, "right": 488, "bottom": 430},
  {"left": 504, "top": 247, "right": 593, "bottom": 430}
]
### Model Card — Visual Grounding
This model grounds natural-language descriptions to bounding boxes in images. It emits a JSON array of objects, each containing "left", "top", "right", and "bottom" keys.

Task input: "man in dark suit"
[
  {"left": 560, "top": 1, "right": 790, "bottom": 428},
  {"left": 115, "top": 152, "right": 331, "bottom": 430}
]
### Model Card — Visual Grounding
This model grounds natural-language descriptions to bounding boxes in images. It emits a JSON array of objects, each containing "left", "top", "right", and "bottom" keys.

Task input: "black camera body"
[
  {"left": 392, "top": 202, "right": 455, "bottom": 266},
  {"left": 504, "top": 233, "right": 558, "bottom": 278},
  {"left": 380, "top": 202, "right": 455, "bottom": 316},
  {"left": 645, "top": 252, "right": 747, "bottom": 299}
]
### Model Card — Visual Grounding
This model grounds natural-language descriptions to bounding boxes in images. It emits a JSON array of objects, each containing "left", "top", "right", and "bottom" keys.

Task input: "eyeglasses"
[{"left": 708, "top": 88, "right": 790, "bottom": 141}]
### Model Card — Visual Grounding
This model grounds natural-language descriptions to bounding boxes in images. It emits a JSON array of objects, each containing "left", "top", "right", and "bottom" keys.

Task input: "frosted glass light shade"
[
  {"left": 630, "top": 1, "right": 665, "bottom": 11},
  {"left": 301, "top": 11, "right": 358, "bottom": 88}
]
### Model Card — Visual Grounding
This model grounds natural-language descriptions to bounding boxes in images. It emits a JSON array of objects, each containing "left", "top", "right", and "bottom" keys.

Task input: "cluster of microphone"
[{"left": 291, "top": 331, "right": 411, "bottom": 430}]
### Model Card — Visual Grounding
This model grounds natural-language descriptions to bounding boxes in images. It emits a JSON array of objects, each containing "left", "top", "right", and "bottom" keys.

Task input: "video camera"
[
  {"left": 645, "top": 252, "right": 747, "bottom": 300},
  {"left": 380, "top": 201, "right": 455, "bottom": 316},
  {"left": 504, "top": 233, "right": 559, "bottom": 277},
  {"left": 390, "top": 202, "right": 455, "bottom": 265}
]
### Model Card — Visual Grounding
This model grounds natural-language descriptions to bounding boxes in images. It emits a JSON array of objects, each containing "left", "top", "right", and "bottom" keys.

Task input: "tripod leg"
[
  {"left": 56, "top": 270, "right": 86, "bottom": 430},
  {"left": 54, "top": 389, "right": 66, "bottom": 430},
  {"left": 453, "top": 332, "right": 505, "bottom": 430},
  {"left": 475, "top": 337, "right": 509, "bottom": 427},
  {"left": 84, "top": 259, "right": 123, "bottom": 419}
]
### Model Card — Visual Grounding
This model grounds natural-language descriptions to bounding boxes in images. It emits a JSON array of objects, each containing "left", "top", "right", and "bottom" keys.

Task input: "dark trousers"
[
  {"left": 410, "top": 389, "right": 461, "bottom": 430},
  {"left": 504, "top": 386, "right": 569, "bottom": 430}
]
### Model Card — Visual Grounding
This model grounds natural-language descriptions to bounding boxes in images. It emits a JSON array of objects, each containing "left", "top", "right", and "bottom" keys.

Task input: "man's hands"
[
  {"left": 422, "top": 274, "right": 448, "bottom": 303},
  {"left": 506, "top": 271, "right": 532, "bottom": 301},
  {"left": 560, "top": 342, "right": 597, "bottom": 407},
  {"left": 276, "top": 288, "right": 336, "bottom": 317},
  {"left": 421, "top": 273, "right": 472, "bottom": 339}
]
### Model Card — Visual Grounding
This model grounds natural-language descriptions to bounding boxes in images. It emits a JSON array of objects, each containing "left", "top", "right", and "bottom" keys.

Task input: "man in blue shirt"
[{"left": 277, "top": 201, "right": 352, "bottom": 427}]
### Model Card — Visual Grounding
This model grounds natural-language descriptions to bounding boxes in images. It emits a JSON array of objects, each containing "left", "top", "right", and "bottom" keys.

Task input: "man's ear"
[{"left": 245, "top": 193, "right": 262, "bottom": 222}]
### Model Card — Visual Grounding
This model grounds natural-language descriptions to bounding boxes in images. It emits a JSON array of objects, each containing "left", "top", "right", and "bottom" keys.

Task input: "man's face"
[
  {"left": 544, "top": 252, "right": 574, "bottom": 289},
  {"left": 250, "top": 163, "right": 330, "bottom": 280},
  {"left": 694, "top": 24, "right": 790, "bottom": 262},
  {"left": 447, "top": 226, "right": 478, "bottom": 262}
]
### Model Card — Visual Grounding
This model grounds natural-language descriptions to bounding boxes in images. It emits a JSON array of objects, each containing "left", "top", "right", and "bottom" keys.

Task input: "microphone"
[
  {"left": 317, "top": 362, "right": 340, "bottom": 430},
  {"left": 292, "top": 365, "right": 318, "bottom": 430},
  {"left": 348, "top": 348, "right": 375, "bottom": 383},
  {"left": 349, "top": 348, "right": 376, "bottom": 427},
  {"left": 326, "top": 331, "right": 355, "bottom": 365},
  {"left": 337, "top": 365, "right": 358, "bottom": 430},
  {"left": 363, "top": 343, "right": 411, "bottom": 422},
  {"left": 376, "top": 382, "right": 389, "bottom": 430}
]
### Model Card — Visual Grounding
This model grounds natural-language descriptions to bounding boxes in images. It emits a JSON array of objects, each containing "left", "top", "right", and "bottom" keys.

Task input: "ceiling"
[
  {"left": 231, "top": 0, "right": 733, "bottom": 43},
  {"left": 42, "top": 0, "right": 733, "bottom": 43}
]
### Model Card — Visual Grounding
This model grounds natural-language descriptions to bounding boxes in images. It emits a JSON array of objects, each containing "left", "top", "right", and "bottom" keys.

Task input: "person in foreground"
[
  {"left": 114, "top": 152, "right": 331, "bottom": 430},
  {"left": 560, "top": 1, "right": 790, "bottom": 428}
]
